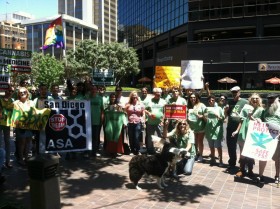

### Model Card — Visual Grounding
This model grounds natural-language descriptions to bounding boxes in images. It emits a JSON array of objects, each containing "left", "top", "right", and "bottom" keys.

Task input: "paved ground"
[{"left": 1, "top": 135, "right": 280, "bottom": 209}]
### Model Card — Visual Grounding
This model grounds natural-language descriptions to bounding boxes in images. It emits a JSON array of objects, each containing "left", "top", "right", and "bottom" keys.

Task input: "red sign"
[
  {"left": 164, "top": 105, "right": 187, "bottom": 119},
  {"left": 49, "top": 114, "right": 67, "bottom": 131}
]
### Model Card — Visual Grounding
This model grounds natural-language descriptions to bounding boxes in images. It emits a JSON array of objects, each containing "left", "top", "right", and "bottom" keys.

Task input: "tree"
[
  {"left": 31, "top": 52, "right": 64, "bottom": 87},
  {"left": 65, "top": 40, "right": 140, "bottom": 84},
  {"left": 65, "top": 40, "right": 107, "bottom": 78},
  {"left": 103, "top": 42, "right": 140, "bottom": 84}
]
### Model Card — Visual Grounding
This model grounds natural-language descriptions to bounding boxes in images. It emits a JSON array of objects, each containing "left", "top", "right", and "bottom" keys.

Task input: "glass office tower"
[{"left": 118, "top": 0, "right": 188, "bottom": 47}]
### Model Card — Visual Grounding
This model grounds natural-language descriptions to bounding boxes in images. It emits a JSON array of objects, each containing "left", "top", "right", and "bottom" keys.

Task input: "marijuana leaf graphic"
[{"left": 251, "top": 132, "right": 273, "bottom": 149}]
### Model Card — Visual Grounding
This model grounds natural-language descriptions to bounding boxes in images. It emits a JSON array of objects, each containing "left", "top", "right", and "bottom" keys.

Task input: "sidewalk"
[{"left": 1, "top": 138, "right": 280, "bottom": 209}]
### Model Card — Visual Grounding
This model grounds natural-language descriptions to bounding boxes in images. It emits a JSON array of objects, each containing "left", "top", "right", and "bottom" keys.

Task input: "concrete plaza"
[{"left": 1, "top": 137, "right": 280, "bottom": 209}]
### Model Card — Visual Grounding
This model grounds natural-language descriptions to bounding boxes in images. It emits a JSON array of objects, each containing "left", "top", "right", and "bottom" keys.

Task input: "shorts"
[{"left": 207, "top": 138, "right": 222, "bottom": 148}]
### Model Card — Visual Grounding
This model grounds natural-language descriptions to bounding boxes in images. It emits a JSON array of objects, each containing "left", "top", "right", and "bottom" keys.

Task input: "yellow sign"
[{"left": 154, "top": 66, "right": 181, "bottom": 88}]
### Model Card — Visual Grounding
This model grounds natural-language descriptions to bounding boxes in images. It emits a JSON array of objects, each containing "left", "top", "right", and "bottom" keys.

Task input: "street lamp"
[{"left": 242, "top": 51, "right": 247, "bottom": 89}]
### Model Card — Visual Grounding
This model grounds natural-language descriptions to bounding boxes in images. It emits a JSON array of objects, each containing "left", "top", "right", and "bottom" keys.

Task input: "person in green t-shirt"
[
  {"left": 163, "top": 119, "right": 196, "bottom": 177},
  {"left": 187, "top": 92, "right": 206, "bottom": 163},
  {"left": 88, "top": 84, "right": 104, "bottom": 157},
  {"left": 204, "top": 95, "right": 225, "bottom": 167},
  {"left": 257, "top": 93, "right": 280, "bottom": 184},
  {"left": 224, "top": 86, "right": 248, "bottom": 173},
  {"left": 232, "top": 93, "right": 264, "bottom": 178},
  {"left": 145, "top": 88, "right": 166, "bottom": 154}
]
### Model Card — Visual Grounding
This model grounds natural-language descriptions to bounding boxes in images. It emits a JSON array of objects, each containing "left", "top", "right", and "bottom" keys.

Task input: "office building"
[
  {"left": 58, "top": 0, "right": 117, "bottom": 43},
  {"left": 0, "top": 21, "right": 27, "bottom": 50},
  {"left": 119, "top": 0, "right": 280, "bottom": 89}
]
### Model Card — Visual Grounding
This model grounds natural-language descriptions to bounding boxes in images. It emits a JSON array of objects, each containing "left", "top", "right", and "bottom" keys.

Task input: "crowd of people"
[{"left": 0, "top": 79, "right": 279, "bottom": 187}]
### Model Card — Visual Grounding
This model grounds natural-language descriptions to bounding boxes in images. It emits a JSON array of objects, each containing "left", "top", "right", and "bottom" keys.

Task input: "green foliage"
[
  {"left": 31, "top": 52, "right": 64, "bottom": 87},
  {"left": 65, "top": 40, "right": 140, "bottom": 83}
]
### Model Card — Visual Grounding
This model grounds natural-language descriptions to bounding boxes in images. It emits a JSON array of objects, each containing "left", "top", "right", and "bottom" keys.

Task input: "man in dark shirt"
[{"left": 224, "top": 86, "right": 248, "bottom": 173}]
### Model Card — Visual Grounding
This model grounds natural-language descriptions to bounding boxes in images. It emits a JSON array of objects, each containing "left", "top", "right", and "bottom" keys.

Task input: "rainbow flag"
[{"left": 42, "top": 16, "right": 64, "bottom": 50}]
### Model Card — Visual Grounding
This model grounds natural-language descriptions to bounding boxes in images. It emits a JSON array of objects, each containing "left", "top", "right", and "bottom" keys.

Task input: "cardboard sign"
[
  {"left": 242, "top": 121, "right": 279, "bottom": 161},
  {"left": 164, "top": 104, "right": 187, "bottom": 119},
  {"left": 154, "top": 66, "right": 181, "bottom": 88}
]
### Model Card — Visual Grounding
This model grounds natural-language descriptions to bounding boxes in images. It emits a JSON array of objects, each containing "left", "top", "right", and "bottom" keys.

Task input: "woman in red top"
[{"left": 125, "top": 91, "right": 145, "bottom": 155}]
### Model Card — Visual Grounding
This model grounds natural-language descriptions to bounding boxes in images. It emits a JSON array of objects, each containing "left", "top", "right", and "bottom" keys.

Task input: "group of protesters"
[{"left": 0, "top": 79, "right": 279, "bottom": 187}]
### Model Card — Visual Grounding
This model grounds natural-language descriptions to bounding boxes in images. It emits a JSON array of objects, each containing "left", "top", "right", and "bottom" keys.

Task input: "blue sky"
[{"left": 0, "top": 0, "right": 58, "bottom": 19}]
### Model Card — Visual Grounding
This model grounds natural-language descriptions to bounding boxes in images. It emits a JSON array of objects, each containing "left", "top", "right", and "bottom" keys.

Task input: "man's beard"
[{"left": 268, "top": 97, "right": 280, "bottom": 115}]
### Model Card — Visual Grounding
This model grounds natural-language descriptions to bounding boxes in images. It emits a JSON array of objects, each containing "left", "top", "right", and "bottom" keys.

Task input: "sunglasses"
[
  {"left": 19, "top": 91, "right": 27, "bottom": 94},
  {"left": 220, "top": 97, "right": 225, "bottom": 100},
  {"left": 252, "top": 97, "right": 259, "bottom": 100},
  {"left": 208, "top": 99, "right": 215, "bottom": 102},
  {"left": 179, "top": 123, "right": 187, "bottom": 125},
  {"left": 231, "top": 91, "right": 238, "bottom": 94},
  {"left": 116, "top": 89, "right": 122, "bottom": 92},
  {"left": 190, "top": 96, "right": 196, "bottom": 99}
]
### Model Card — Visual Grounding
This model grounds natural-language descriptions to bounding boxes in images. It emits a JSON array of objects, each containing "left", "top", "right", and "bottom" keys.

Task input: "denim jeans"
[
  {"left": 146, "top": 124, "right": 163, "bottom": 153},
  {"left": 0, "top": 125, "right": 10, "bottom": 163},
  {"left": 128, "top": 123, "right": 141, "bottom": 153}
]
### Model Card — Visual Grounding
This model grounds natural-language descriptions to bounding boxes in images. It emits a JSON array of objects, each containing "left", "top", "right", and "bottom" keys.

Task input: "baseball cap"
[
  {"left": 267, "top": 93, "right": 278, "bottom": 98},
  {"left": 230, "top": 86, "right": 240, "bottom": 92}
]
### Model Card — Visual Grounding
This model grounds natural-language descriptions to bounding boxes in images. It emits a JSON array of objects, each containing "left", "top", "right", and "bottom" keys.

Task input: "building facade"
[
  {"left": 119, "top": 0, "right": 280, "bottom": 90},
  {"left": 58, "top": 0, "right": 117, "bottom": 43},
  {"left": 21, "top": 14, "right": 98, "bottom": 58},
  {"left": 0, "top": 21, "right": 27, "bottom": 50}
]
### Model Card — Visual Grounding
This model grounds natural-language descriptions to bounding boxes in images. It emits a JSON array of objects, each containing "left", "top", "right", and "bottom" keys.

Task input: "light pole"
[{"left": 242, "top": 51, "right": 247, "bottom": 89}]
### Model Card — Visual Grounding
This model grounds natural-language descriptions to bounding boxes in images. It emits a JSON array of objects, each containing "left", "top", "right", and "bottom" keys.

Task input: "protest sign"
[
  {"left": 164, "top": 105, "right": 187, "bottom": 119},
  {"left": 181, "top": 60, "right": 203, "bottom": 89},
  {"left": 154, "top": 66, "right": 181, "bottom": 88},
  {"left": 242, "top": 121, "right": 280, "bottom": 161},
  {"left": 40, "top": 100, "right": 92, "bottom": 153},
  {"left": 10, "top": 102, "right": 51, "bottom": 130}
]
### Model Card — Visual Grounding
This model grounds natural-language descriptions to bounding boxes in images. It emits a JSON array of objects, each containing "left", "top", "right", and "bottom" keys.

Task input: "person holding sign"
[
  {"left": 224, "top": 86, "right": 248, "bottom": 173},
  {"left": 187, "top": 92, "right": 206, "bottom": 162},
  {"left": 258, "top": 93, "right": 280, "bottom": 184},
  {"left": 233, "top": 93, "right": 264, "bottom": 178},
  {"left": 13, "top": 87, "right": 35, "bottom": 166},
  {"left": 163, "top": 119, "right": 196, "bottom": 177},
  {"left": 204, "top": 95, "right": 225, "bottom": 166},
  {"left": 166, "top": 87, "right": 187, "bottom": 131}
]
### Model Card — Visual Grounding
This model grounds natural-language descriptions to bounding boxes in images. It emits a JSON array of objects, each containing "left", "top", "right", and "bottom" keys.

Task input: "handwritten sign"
[
  {"left": 242, "top": 121, "right": 279, "bottom": 161},
  {"left": 181, "top": 60, "right": 203, "bottom": 89},
  {"left": 164, "top": 105, "right": 186, "bottom": 119}
]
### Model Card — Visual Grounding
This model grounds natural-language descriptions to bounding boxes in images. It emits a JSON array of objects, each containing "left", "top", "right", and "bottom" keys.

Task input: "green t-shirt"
[
  {"left": 167, "top": 129, "right": 196, "bottom": 158},
  {"left": 167, "top": 96, "right": 187, "bottom": 105},
  {"left": 188, "top": 103, "right": 206, "bottom": 133},
  {"left": 204, "top": 106, "right": 225, "bottom": 140},
  {"left": 238, "top": 106, "right": 264, "bottom": 142},
  {"left": 89, "top": 95, "right": 103, "bottom": 125},
  {"left": 227, "top": 98, "right": 248, "bottom": 127},
  {"left": 146, "top": 98, "right": 166, "bottom": 125},
  {"left": 140, "top": 95, "right": 150, "bottom": 107}
]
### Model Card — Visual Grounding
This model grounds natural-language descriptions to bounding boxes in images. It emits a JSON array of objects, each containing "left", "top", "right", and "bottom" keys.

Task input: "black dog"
[{"left": 129, "top": 142, "right": 181, "bottom": 190}]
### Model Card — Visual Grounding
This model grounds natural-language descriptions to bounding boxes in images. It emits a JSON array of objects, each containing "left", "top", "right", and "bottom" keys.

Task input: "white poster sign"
[
  {"left": 242, "top": 121, "right": 280, "bottom": 161},
  {"left": 181, "top": 60, "right": 204, "bottom": 89}
]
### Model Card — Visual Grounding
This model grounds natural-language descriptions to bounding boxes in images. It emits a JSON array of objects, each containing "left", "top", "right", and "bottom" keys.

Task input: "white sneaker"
[
  {"left": 96, "top": 153, "right": 101, "bottom": 157},
  {"left": 197, "top": 156, "right": 203, "bottom": 162}
]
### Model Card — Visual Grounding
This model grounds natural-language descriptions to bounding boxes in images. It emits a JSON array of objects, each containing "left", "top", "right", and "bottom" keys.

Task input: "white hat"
[{"left": 230, "top": 86, "right": 240, "bottom": 92}]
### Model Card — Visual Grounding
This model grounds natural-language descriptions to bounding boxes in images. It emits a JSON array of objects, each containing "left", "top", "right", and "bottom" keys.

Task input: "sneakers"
[{"left": 197, "top": 155, "right": 203, "bottom": 162}]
